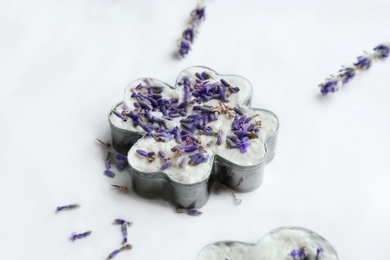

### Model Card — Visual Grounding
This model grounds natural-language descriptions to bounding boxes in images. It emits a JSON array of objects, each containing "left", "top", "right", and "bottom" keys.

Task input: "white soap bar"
[{"left": 109, "top": 67, "right": 278, "bottom": 184}]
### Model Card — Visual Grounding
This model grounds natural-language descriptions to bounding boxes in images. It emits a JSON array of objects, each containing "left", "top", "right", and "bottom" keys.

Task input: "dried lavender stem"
[{"left": 319, "top": 43, "right": 389, "bottom": 95}]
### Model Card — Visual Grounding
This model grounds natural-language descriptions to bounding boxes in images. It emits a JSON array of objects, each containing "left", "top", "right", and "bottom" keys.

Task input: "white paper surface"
[{"left": 1, "top": 0, "right": 390, "bottom": 259}]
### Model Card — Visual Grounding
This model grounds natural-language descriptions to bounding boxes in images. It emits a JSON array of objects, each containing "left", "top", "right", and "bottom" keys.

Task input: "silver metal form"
[{"left": 108, "top": 66, "right": 279, "bottom": 209}]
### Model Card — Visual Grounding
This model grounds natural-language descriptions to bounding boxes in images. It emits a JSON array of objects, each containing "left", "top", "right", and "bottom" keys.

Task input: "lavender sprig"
[
  {"left": 319, "top": 43, "right": 389, "bottom": 95},
  {"left": 177, "top": 5, "right": 206, "bottom": 58}
]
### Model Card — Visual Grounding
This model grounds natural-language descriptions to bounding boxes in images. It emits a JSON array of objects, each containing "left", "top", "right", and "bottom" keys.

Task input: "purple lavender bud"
[
  {"left": 161, "top": 161, "right": 173, "bottom": 170},
  {"left": 202, "top": 71, "right": 211, "bottom": 79},
  {"left": 116, "top": 154, "right": 128, "bottom": 162},
  {"left": 179, "top": 40, "right": 191, "bottom": 58},
  {"left": 182, "top": 27, "right": 195, "bottom": 42},
  {"left": 229, "top": 86, "right": 240, "bottom": 93},
  {"left": 338, "top": 67, "right": 356, "bottom": 84},
  {"left": 140, "top": 124, "right": 152, "bottom": 133},
  {"left": 290, "top": 249, "right": 305, "bottom": 258},
  {"left": 56, "top": 204, "right": 80, "bottom": 211},
  {"left": 195, "top": 72, "right": 204, "bottom": 80},
  {"left": 184, "top": 145, "right": 198, "bottom": 153},
  {"left": 122, "top": 222, "right": 128, "bottom": 244},
  {"left": 191, "top": 7, "right": 206, "bottom": 22},
  {"left": 319, "top": 79, "right": 339, "bottom": 95},
  {"left": 208, "top": 113, "right": 215, "bottom": 121},
  {"left": 246, "top": 123, "right": 255, "bottom": 132},
  {"left": 188, "top": 153, "right": 200, "bottom": 165},
  {"left": 136, "top": 149, "right": 148, "bottom": 157},
  {"left": 181, "top": 123, "right": 192, "bottom": 131},
  {"left": 374, "top": 44, "right": 389, "bottom": 59},
  {"left": 105, "top": 159, "right": 113, "bottom": 169},
  {"left": 193, "top": 155, "right": 206, "bottom": 165},
  {"left": 169, "top": 113, "right": 181, "bottom": 118},
  {"left": 220, "top": 78, "right": 230, "bottom": 87},
  {"left": 207, "top": 140, "right": 214, "bottom": 146},
  {"left": 217, "top": 130, "right": 222, "bottom": 145},
  {"left": 354, "top": 56, "right": 372, "bottom": 70},
  {"left": 187, "top": 209, "right": 202, "bottom": 216},
  {"left": 138, "top": 101, "right": 153, "bottom": 110},
  {"left": 238, "top": 140, "right": 251, "bottom": 153},
  {"left": 158, "top": 151, "right": 166, "bottom": 159},
  {"left": 201, "top": 93, "right": 211, "bottom": 101},
  {"left": 316, "top": 248, "right": 324, "bottom": 258},
  {"left": 112, "top": 110, "right": 127, "bottom": 121},
  {"left": 233, "top": 107, "right": 244, "bottom": 116},
  {"left": 184, "top": 85, "right": 190, "bottom": 101},
  {"left": 71, "top": 231, "right": 92, "bottom": 241},
  {"left": 160, "top": 105, "right": 168, "bottom": 116},
  {"left": 116, "top": 163, "right": 125, "bottom": 172},
  {"left": 147, "top": 151, "right": 155, "bottom": 157},
  {"left": 179, "top": 158, "right": 186, "bottom": 168},
  {"left": 104, "top": 169, "right": 115, "bottom": 178},
  {"left": 114, "top": 219, "right": 133, "bottom": 226},
  {"left": 193, "top": 105, "right": 202, "bottom": 110}
]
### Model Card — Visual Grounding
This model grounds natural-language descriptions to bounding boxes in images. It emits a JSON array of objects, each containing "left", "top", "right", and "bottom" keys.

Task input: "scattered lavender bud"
[
  {"left": 187, "top": 209, "right": 202, "bottom": 216},
  {"left": 206, "top": 140, "right": 214, "bottom": 146},
  {"left": 107, "top": 244, "right": 133, "bottom": 259},
  {"left": 116, "top": 154, "right": 128, "bottom": 162},
  {"left": 233, "top": 107, "right": 244, "bottom": 116},
  {"left": 116, "top": 163, "right": 125, "bottom": 172},
  {"left": 70, "top": 231, "right": 92, "bottom": 241},
  {"left": 217, "top": 130, "right": 222, "bottom": 146},
  {"left": 114, "top": 219, "right": 133, "bottom": 226},
  {"left": 136, "top": 149, "right": 148, "bottom": 157},
  {"left": 112, "top": 110, "right": 127, "bottom": 121},
  {"left": 104, "top": 169, "right": 115, "bottom": 178},
  {"left": 105, "top": 150, "right": 112, "bottom": 161},
  {"left": 56, "top": 203, "right": 80, "bottom": 211},
  {"left": 106, "top": 159, "right": 113, "bottom": 169},
  {"left": 122, "top": 222, "right": 128, "bottom": 244},
  {"left": 161, "top": 161, "right": 173, "bottom": 170},
  {"left": 179, "top": 158, "right": 186, "bottom": 168}
]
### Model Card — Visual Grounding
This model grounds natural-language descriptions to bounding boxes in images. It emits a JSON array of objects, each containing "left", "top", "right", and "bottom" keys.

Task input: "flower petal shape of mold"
[{"left": 108, "top": 66, "right": 279, "bottom": 208}]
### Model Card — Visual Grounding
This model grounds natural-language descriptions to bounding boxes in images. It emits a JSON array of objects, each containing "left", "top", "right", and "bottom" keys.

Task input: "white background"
[{"left": 1, "top": 0, "right": 390, "bottom": 259}]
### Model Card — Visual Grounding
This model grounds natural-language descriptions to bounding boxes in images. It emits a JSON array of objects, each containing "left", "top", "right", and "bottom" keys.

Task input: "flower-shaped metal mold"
[
  {"left": 108, "top": 66, "right": 279, "bottom": 208},
  {"left": 197, "top": 226, "right": 339, "bottom": 260}
]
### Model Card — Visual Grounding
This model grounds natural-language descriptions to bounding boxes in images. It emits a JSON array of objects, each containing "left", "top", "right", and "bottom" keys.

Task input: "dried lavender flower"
[
  {"left": 319, "top": 42, "right": 389, "bottom": 95},
  {"left": 70, "top": 231, "right": 92, "bottom": 241},
  {"left": 107, "top": 243, "right": 133, "bottom": 259},
  {"left": 104, "top": 169, "right": 116, "bottom": 178},
  {"left": 56, "top": 203, "right": 80, "bottom": 211}
]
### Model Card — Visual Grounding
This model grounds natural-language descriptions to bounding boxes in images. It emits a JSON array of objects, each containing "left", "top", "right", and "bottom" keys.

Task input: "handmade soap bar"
[{"left": 108, "top": 66, "right": 279, "bottom": 208}]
